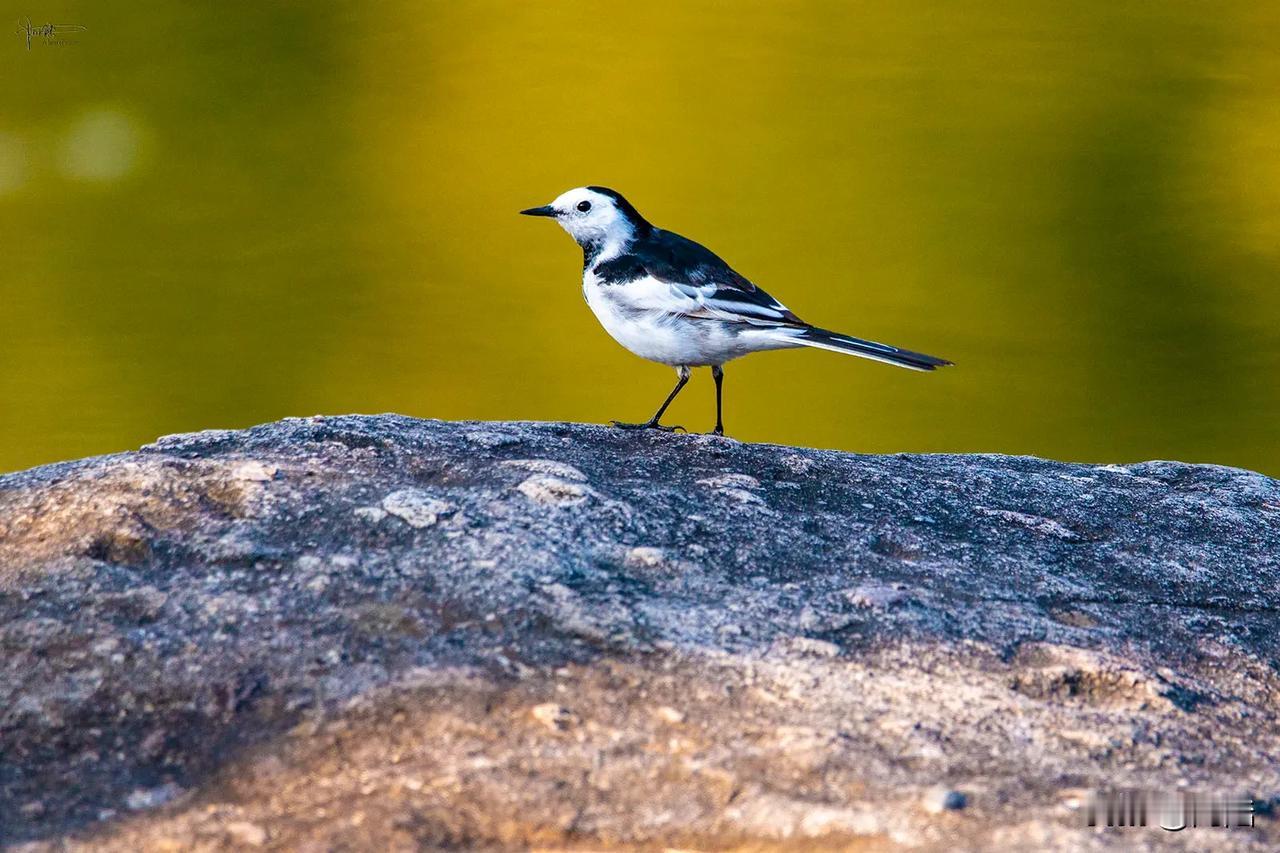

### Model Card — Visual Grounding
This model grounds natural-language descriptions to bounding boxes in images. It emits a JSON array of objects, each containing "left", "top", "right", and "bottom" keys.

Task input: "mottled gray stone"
[{"left": 0, "top": 415, "right": 1277, "bottom": 850}]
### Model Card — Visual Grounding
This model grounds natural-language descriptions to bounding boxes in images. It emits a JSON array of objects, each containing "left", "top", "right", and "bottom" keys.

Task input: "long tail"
[{"left": 785, "top": 326, "right": 953, "bottom": 372}]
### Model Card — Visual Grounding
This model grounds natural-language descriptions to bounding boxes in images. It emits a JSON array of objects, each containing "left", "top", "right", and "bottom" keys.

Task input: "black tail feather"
[{"left": 796, "top": 326, "right": 953, "bottom": 371}]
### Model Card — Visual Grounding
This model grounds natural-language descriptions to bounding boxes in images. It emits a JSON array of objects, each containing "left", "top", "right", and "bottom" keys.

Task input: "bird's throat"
[{"left": 580, "top": 234, "right": 632, "bottom": 269}]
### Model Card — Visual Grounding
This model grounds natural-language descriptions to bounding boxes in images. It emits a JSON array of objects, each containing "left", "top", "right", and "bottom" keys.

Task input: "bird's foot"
[
  {"left": 707, "top": 426, "right": 725, "bottom": 437},
  {"left": 610, "top": 419, "right": 686, "bottom": 433}
]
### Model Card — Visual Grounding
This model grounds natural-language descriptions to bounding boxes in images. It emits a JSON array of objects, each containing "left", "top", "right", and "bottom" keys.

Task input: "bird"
[{"left": 521, "top": 186, "right": 952, "bottom": 436}]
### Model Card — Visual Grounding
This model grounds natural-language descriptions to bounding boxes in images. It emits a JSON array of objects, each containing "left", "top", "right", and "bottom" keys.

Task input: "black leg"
[
  {"left": 710, "top": 365, "right": 725, "bottom": 436},
  {"left": 612, "top": 367, "right": 690, "bottom": 432}
]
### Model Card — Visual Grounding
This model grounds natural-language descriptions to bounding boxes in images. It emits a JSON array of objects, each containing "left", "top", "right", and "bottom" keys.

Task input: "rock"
[
  {"left": 529, "top": 703, "right": 578, "bottom": 732},
  {"left": 228, "top": 461, "right": 278, "bottom": 482},
  {"left": 845, "top": 582, "right": 910, "bottom": 609},
  {"left": 696, "top": 472, "right": 765, "bottom": 506},
  {"left": 696, "top": 472, "right": 761, "bottom": 490},
  {"left": 624, "top": 546, "right": 666, "bottom": 568},
  {"left": 223, "top": 820, "right": 267, "bottom": 847},
  {"left": 516, "top": 475, "right": 591, "bottom": 505},
  {"left": 380, "top": 488, "right": 452, "bottom": 528},
  {"left": 652, "top": 705, "right": 685, "bottom": 725},
  {"left": 923, "top": 786, "right": 967, "bottom": 814},
  {"left": 352, "top": 506, "right": 386, "bottom": 523},
  {"left": 463, "top": 429, "right": 520, "bottom": 449},
  {"left": 499, "top": 459, "right": 588, "bottom": 481},
  {"left": 780, "top": 637, "right": 842, "bottom": 658},
  {"left": 0, "top": 415, "right": 1278, "bottom": 851},
  {"left": 124, "top": 784, "right": 182, "bottom": 812},
  {"left": 975, "top": 506, "right": 1078, "bottom": 540}
]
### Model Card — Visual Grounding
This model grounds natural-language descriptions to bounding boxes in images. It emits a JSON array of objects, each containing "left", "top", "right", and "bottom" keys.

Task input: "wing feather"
[{"left": 628, "top": 228, "right": 804, "bottom": 326}]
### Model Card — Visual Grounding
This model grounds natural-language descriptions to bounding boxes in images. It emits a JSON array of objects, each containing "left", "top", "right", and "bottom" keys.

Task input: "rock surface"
[{"left": 1, "top": 415, "right": 1278, "bottom": 850}]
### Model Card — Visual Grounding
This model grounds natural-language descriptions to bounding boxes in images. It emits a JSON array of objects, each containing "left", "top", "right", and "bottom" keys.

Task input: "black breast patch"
[{"left": 592, "top": 255, "right": 649, "bottom": 285}]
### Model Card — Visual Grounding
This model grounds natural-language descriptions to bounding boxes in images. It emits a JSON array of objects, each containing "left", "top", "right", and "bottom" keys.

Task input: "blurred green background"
[{"left": 2, "top": 2, "right": 1278, "bottom": 475}]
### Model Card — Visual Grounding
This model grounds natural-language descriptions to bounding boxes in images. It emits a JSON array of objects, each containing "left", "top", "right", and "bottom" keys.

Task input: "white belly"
[{"left": 583, "top": 276, "right": 793, "bottom": 367}]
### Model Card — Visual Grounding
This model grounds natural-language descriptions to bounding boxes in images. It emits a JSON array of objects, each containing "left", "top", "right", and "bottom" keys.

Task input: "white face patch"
[{"left": 549, "top": 187, "right": 634, "bottom": 258}]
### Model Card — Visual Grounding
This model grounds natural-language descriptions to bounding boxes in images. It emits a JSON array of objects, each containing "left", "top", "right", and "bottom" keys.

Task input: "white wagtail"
[{"left": 522, "top": 186, "right": 952, "bottom": 435}]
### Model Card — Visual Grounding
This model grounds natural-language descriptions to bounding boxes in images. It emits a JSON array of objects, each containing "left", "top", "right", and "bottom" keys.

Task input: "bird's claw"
[{"left": 611, "top": 420, "right": 686, "bottom": 433}]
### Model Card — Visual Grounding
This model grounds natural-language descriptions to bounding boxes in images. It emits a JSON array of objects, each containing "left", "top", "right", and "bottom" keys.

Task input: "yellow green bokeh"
[{"left": 2, "top": 2, "right": 1278, "bottom": 475}]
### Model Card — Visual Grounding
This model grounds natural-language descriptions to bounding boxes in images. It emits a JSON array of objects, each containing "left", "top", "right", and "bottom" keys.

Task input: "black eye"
[{"left": 576, "top": 200, "right": 592, "bottom": 212}]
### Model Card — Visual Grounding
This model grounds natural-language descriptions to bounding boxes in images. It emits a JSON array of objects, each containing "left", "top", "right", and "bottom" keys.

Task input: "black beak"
[{"left": 520, "top": 204, "right": 557, "bottom": 217}]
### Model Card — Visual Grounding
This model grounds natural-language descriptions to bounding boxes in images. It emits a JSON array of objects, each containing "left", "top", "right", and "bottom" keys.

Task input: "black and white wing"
[
  {"left": 588, "top": 226, "right": 953, "bottom": 371},
  {"left": 595, "top": 229, "right": 805, "bottom": 326}
]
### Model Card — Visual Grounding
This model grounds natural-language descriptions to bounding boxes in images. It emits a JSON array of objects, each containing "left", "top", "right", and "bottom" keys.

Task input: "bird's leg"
[
  {"left": 612, "top": 367, "right": 690, "bottom": 432},
  {"left": 710, "top": 365, "right": 725, "bottom": 436}
]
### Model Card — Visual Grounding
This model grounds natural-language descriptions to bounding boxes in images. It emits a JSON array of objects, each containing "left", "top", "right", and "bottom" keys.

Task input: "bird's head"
[{"left": 521, "top": 186, "right": 649, "bottom": 258}]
